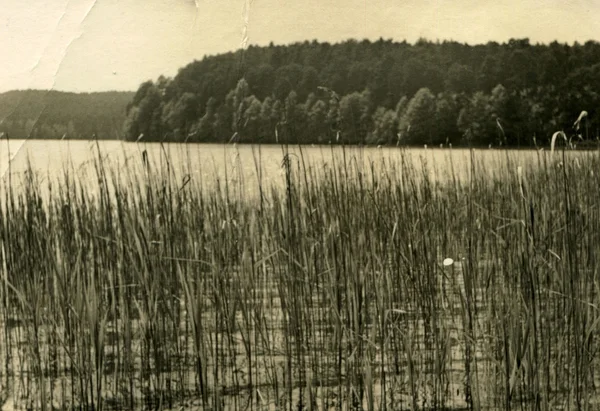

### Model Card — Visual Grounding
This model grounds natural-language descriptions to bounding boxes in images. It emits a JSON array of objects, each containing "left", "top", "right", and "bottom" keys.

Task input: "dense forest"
[
  {"left": 124, "top": 38, "right": 600, "bottom": 147},
  {"left": 3, "top": 38, "right": 600, "bottom": 147},
  {"left": 0, "top": 90, "right": 134, "bottom": 140}
]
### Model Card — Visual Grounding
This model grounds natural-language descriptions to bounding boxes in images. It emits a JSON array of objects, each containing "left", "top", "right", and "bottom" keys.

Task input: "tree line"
[
  {"left": 3, "top": 38, "right": 600, "bottom": 146},
  {"left": 125, "top": 37, "right": 600, "bottom": 147},
  {"left": 0, "top": 90, "right": 134, "bottom": 140}
]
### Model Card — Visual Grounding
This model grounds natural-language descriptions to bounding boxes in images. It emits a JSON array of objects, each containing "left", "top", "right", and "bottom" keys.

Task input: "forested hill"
[
  {"left": 0, "top": 90, "right": 134, "bottom": 140},
  {"left": 124, "top": 38, "right": 600, "bottom": 147}
]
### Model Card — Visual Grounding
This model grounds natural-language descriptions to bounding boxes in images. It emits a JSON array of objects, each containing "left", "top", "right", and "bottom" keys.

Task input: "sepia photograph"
[{"left": 1, "top": 1, "right": 600, "bottom": 409}]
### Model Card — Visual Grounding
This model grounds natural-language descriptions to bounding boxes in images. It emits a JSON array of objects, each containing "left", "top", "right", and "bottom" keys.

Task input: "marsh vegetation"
[{"left": 0, "top": 141, "right": 599, "bottom": 410}]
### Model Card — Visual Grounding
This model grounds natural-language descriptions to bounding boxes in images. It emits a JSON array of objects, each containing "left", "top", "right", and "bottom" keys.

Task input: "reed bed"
[{"left": 0, "top": 143, "right": 599, "bottom": 411}]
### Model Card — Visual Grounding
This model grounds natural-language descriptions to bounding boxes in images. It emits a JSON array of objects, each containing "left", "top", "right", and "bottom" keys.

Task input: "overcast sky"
[{"left": 1, "top": 0, "right": 598, "bottom": 93}]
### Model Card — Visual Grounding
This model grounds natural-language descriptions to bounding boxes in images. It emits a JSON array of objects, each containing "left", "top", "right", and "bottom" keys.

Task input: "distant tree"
[
  {"left": 395, "top": 96, "right": 409, "bottom": 125},
  {"left": 128, "top": 80, "right": 156, "bottom": 114},
  {"left": 368, "top": 55, "right": 395, "bottom": 105},
  {"left": 338, "top": 90, "right": 371, "bottom": 143},
  {"left": 399, "top": 88, "right": 436, "bottom": 145},
  {"left": 367, "top": 107, "right": 397, "bottom": 145},
  {"left": 191, "top": 97, "right": 216, "bottom": 142},
  {"left": 506, "top": 49, "right": 538, "bottom": 89},
  {"left": 246, "top": 64, "right": 275, "bottom": 99},
  {"left": 260, "top": 96, "right": 276, "bottom": 140},
  {"left": 476, "top": 55, "right": 503, "bottom": 93},
  {"left": 326, "top": 96, "right": 340, "bottom": 141},
  {"left": 284, "top": 91, "right": 300, "bottom": 142},
  {"left": 304, "top": 92, "right": 318, "bottom": 113},
  {"left": 346, "top": 62, "right": 372, "bottom": 93},
  {"left": 445, "top": 63, "right": 476, "bottom": 94},
  {"left": 162, "top": 92, "right": 199, "bottom": 139},
  {"left": 214, "top": 91, "right": 235, "bottom": 140},
  {"left": 271, "top": 100, "right": 284, "bottom": 141},
  {"left": 232, "top": 79, "right": 251, "bottom": 133},
  {"left": 274, "top": 64, "right": 304, "bottom": 100},
  {"left": 156, "top": 75, "right": 174, "bottom": 100},
  {"left": 299, "top": 67, "right": 320, "bottom": 100},
  {"left": 563, "top": 63, "right": 600, "bottom": 136},
  {"left": 457, "top": 91, "right": 495, "bottom": 146},
  {"left": 402, "top": 59, "right": 444, "bottom": 96},
  {"left": 241, "top": 96, "right": 263, "bottom": 140},
  {"left": 386, "top": 63, "right": 405, "bottom": 102},
  {"left": 307, "top": 100, "right": 328, "bottom": 143},
  {"left": 488, "top": 84, "right": 510, "bottom": 144},
  {"left": 67, "top": 120, "right": 76, "bottom": 139},
  {"left": 402, "top": 59, "right": 429, "bottom": 97},
  {"left": 435, "top": 92, "right": 461, "bottom": 144},
  {"left": 319, "top": 63, "right": 348, "bottom": 96},
  {"left": 124, "top": 82, "right": 163, "bottom": 140},
  {"left": 294, "top": 96, "right": 309, "bottom": 143}
]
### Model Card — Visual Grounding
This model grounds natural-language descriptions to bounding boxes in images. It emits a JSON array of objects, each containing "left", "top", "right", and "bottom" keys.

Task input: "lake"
[
  {"left": 0, "top": 140, "right": 599, "bottom": 410},
  {"left": 0, "top": 140, "right": 592, "bottom": 191}
]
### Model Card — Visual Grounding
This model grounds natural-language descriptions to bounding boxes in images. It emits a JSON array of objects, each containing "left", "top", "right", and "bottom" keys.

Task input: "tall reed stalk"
[{"left": 0, "top": 141, "right": 599, "bottom": 410}]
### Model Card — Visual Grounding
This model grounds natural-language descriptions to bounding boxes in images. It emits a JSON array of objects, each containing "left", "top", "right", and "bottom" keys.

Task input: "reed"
[{"left": 0, "top": 141, "right": 599, "bottom": 410}]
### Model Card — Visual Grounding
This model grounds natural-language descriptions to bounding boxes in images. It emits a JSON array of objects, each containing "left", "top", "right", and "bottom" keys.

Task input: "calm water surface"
[{"left": 0, "top": 140, "right": 595, "bottom": 190}]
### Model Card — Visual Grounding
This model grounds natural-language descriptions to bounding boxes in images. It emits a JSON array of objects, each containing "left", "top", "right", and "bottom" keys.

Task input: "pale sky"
[{"left": 2, "top": 0, "right": 598, "bottom": 93}]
